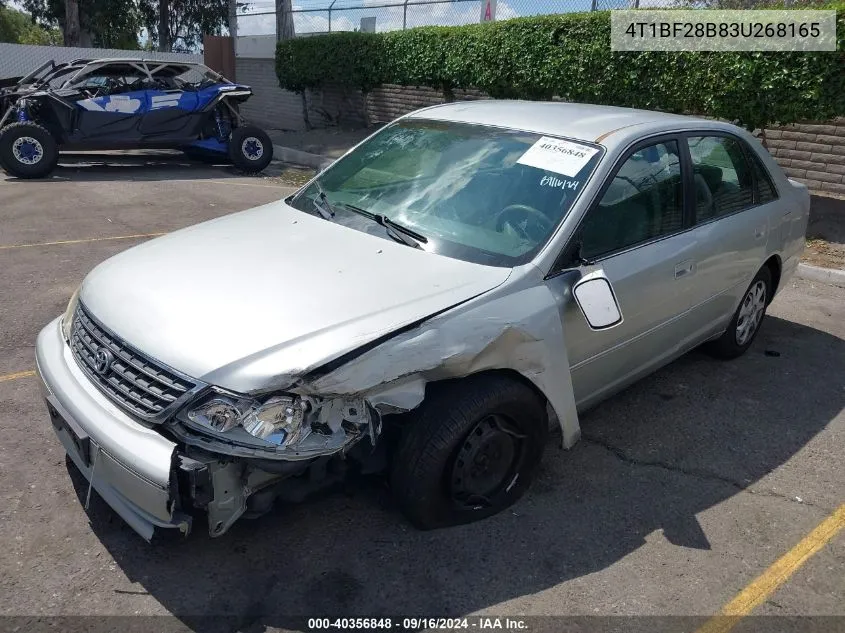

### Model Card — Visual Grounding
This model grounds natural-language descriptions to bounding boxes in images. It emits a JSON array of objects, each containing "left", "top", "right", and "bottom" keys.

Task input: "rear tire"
[
  {"left": 390, "top": 374, "right": 548, "bottom": 530},
  {"left": 0, "top": 122, "right": 58, "bottom": 179},
  {"left": 706, "top": 266, "right": 772, "bottom": 360},
  {"left": 229, "top": 126, "right": 273, "bottom": 173}
]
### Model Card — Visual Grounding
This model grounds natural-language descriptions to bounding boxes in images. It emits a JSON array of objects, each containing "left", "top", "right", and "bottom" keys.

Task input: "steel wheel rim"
[
  {"left": 735, "top": 280, "right": 767, "bottom": 346},
  {"left": 450, "top": 413, "right": 528, "bottom": 509},
  {"left": 242, "top": 137, "right": 264, "bottom": 161},
  {"left": 12, "top": 136, "right": 44, "bottom": 165}
]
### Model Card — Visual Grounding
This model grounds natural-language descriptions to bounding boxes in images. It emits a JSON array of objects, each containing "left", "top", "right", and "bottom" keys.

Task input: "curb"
[
  {"left": 796, "top": 263, "right": 845, "bottom": 287},
  {"left": 271, "top": 144, "right": 331, "bottom": 170}
]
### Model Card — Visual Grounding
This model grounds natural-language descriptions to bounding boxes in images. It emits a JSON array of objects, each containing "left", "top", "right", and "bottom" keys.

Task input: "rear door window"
[
  {"left": 748, "top": 147, "right": 778, "bottom": 204},
  {"left": 688, "top": 136, "right": 755, "bottom": 222}
]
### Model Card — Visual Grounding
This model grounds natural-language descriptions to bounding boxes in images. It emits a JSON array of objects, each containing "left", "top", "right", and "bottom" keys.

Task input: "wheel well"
[
  {"left": 764, "top": 255, "right": 782, "bottom": 304},
  {"left": 423, "top": 369, "right": 551, "bottom": 418}
]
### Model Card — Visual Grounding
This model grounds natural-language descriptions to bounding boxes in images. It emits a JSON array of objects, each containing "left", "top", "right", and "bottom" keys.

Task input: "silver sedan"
[{"left": 36, "top": 101, "right": 809, "bottom": 540}]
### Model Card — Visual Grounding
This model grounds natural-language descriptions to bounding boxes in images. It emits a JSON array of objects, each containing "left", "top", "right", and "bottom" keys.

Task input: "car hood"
[{"left": 81, "top": 201, "right": 511, "bottom": 393}]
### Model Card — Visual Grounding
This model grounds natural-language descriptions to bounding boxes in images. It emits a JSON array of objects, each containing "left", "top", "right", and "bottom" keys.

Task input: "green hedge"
[{"left": 275, "top": 8, "right": 845, "bottom": 130}]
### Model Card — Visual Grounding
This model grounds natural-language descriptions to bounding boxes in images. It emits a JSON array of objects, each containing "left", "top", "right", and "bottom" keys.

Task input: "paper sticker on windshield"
[{"left": 517, "top": 137, "right": 599, "bottom": 177}]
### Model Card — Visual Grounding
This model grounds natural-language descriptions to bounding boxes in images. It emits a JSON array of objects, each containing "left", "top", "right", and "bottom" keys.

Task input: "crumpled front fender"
[{"left": 302, "top": 282, "right": 582, "bottom": 449}]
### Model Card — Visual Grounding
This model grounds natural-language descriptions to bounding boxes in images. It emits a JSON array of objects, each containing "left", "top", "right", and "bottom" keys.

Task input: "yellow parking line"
[
  {"left": 695, "top": 503, "right": 845, "bottom": 633},
  {"left": 0, "top": 370, "right": 36, "bottom": 383},
  {"left": 0, "top": 233, "right": 166, "bottom": 251}
]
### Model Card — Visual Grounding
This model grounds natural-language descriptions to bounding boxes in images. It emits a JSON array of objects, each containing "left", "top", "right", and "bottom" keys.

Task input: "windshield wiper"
[
  {"left": 339, "top": 203, "right": 428, "bottom": 249},
  {"left": 311, "top": 180, "right": 336, "bottom": 220}
]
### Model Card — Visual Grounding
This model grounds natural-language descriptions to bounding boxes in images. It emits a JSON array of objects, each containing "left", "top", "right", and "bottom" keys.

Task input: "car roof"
[{"left": 407, "top": 101, "right": 727, "bottom": 148}]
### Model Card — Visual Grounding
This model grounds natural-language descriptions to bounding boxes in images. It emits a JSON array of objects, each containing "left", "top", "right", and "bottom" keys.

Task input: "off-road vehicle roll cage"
[{"left": 0, "top": 58, "right": 272, "bottom": 178}]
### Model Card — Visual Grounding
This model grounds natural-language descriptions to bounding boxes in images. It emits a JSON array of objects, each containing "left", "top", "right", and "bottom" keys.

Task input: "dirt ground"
[
  {"left": 0, "top": 153, "right": 842, "bottom": 632},
  {"left": 802, "top": 195, "right": 845, "bottom": 269}
]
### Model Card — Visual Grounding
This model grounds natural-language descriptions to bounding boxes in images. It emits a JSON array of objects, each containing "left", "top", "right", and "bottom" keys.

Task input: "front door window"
[{"left": 579, "top": 140, "right": 684, "bottom": 260}]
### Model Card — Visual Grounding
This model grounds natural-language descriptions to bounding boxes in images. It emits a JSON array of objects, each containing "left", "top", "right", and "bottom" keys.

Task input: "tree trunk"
[
  {"left": 301, "top": 91, "right": 311, "bottom": 131},
  {"left": 228, "top": 0, "right": 238, "bottom": 39},
  {"left": 158, "top": 0, "right": 171, "bottom": 52},
  {"left": 64, "top": 0, "right": 81, "bottom": 47},
  {"left": 276, "top": 0, "right": 295, "bottom": 41}
]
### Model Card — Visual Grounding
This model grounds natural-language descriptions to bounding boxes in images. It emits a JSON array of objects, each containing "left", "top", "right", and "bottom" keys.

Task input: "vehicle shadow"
[
  {"left": 1, "top": 151, "right": 270, "bottom": 183},
  {"left": 68, "top": 315, "right": 844, "bottom": 629}
]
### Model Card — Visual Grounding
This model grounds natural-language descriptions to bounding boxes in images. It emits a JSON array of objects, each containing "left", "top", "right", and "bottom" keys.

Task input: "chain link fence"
[{"left": 237, "top": 0, "right": 644, "bottom": 37}]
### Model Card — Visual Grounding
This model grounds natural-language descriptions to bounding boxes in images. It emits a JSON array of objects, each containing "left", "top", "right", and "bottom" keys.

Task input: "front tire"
[
  {"left": 0, "top": 122, "right": 58, "bottom": 179},
  {"left": 390, "top": 374, "right": 548, "bottom": 530},
  {"left": 707, "top": 266, "right": 772, "bottom": 360},
  {"left": 229, "top": 126, "right": 273, "bottom": 173}
]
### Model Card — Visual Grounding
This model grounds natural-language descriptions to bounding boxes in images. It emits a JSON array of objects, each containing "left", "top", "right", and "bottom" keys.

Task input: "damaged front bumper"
[
  {"left": 36, "top": 318, "right": 190, "bottom": 540},
  {"left": 36, "top": 318, "right": 376, "bottom": 541}
]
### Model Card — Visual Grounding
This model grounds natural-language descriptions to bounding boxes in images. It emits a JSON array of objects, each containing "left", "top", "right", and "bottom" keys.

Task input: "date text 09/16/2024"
[{"left": 307, "top": 617, "right": 529, "bottom": 630}]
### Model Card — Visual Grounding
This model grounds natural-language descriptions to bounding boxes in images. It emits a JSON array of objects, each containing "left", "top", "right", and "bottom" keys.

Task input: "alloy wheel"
[
  {"left": 12, "top": 136, "right": 44, "bottom": 165},
  {"left": 735, "top": 280, "right": 767, "bottom": 346},
  {"left": 242, "top": 137, "right": 264, "bottom": 161}
]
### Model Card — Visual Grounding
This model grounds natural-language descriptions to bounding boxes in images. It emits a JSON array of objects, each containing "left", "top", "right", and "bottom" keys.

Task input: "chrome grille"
[{"left": 69, "top": 304, "right": 197, "bottom": 420}]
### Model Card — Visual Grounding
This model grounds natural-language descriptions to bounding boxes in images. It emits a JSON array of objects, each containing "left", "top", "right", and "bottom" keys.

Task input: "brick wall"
[
  {"left": 302, "top": 84, "right": 487, "bottom": 128},
  {"left": 763, "top": 121, "right": 845, "bottom": 198},
  {"left": 365, "top": 85, "right": 489, "bottom": 124}
]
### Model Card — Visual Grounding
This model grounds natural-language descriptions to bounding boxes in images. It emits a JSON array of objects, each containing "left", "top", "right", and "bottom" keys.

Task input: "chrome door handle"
[{"left": 674, "top": 260, "right": 695, "bottom": 279}]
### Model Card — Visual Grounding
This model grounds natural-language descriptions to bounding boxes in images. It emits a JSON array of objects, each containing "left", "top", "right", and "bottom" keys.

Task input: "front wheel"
[
  {"left": 707, "top": 266, "right": 772, "bottom": 360},
  {"left": 0, "top": 122, "right": 59, "bottom": 179},
  {"left": 390, "top": 374, "right": 548, "bottom": 530},
  {"left": 229, "top": 126, "right": 273, "bottom": 173}
]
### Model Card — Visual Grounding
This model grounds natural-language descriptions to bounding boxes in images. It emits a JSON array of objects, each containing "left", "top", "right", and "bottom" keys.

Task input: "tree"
[
  {"left": 158, "top": 0, "right": 170, "bottom": 51},
  {"left": 0, "top": 4, "right": 62, "bottom": 44},
  {"left": 276, "top": 0, "right": 293, "bottom": 40},
  {"left": 139, "top": 0, "right": 228, "bottom": 52},
  {"left": 22, "top": 0, "right": 141, "bottom": 48},
  {"left": 64, "top": 0, "right": 80, "bottom": 45}
]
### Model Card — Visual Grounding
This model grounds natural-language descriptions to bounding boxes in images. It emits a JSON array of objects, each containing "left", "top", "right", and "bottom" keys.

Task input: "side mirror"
[{"left": 572, "top": 269, "right": 623, "bottom": 330}]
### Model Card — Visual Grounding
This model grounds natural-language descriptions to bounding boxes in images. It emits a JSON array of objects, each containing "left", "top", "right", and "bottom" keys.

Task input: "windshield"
[{"left": 288, "top": 120, "right": 603, "bottom": 267}]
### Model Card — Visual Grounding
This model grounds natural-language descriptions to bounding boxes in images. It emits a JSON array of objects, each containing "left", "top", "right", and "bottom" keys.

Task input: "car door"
[
  {"left": 679, "top": 133, "right": 777, "bottom": 332},
  {"left": 552, "top": 136, "right": 711, "bottom": 409}
]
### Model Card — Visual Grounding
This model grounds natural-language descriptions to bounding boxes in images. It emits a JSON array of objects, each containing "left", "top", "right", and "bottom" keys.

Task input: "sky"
[
  {"left": 9, "top": 0, "right": 668, "bottom": 42},
  {"left": 236, "top": 0, "right": 670, "bottom": 36}
]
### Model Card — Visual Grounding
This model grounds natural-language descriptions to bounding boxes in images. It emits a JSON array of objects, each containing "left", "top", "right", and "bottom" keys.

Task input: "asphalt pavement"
[{"left": 0, "top": 153, "right": 842, "bottom": 632}]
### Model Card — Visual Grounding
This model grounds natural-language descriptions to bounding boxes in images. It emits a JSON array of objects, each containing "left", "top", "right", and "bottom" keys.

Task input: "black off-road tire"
[
  {"left": 0, "top": 122, "right": 59, "bottom": 179},
  {"left": 706, "top": 266, "right": 772, "bottom": 360},
  {"left": 390, "top": 374, "right": 548, "bottom": 530},
  {"left": 229, "top": 125, "right": 273, "bottom": 173}
]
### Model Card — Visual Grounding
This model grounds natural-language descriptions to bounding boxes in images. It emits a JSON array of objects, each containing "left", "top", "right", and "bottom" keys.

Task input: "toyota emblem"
[{"left": 94, "top": 349, "right": 113, "bottom": 375}]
